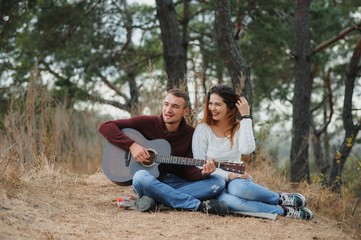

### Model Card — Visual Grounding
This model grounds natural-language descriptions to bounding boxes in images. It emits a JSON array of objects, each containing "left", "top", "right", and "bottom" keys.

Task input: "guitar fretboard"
[{"left": 154, "top": 154, "right": 206, "bottom": 167}]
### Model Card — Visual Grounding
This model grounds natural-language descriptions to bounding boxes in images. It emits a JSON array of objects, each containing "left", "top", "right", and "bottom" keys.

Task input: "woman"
[{"left": 192, "top": 84, "right": 313, "bottom": 220}]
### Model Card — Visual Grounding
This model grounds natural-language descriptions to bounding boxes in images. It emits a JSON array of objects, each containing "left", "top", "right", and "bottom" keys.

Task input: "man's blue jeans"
[
  {"left": 132, "top": 170, "right": 225, "bottom": 210},
  {"left": 216, "top": 178, "right": 284, "bottom": 215}
]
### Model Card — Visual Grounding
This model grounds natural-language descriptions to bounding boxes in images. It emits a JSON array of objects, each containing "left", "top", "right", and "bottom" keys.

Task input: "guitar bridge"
[{"left": 124, "top": 151, "right": 131, "bottom": 167}]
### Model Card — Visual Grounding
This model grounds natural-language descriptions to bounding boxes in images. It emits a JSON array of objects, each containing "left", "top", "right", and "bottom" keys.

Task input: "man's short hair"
[{"left": 167, "top": 88, "right": 191, "bottom": 108}]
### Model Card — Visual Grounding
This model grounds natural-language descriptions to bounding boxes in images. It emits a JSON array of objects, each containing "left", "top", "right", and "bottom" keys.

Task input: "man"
[{"left": 98, "top": 88, "right": 228, "bottom": 215}]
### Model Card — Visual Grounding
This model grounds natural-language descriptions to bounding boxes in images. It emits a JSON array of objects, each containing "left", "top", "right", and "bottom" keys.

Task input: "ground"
[{"left": 0, "top": 171, "right": 358, "bottom": 240}]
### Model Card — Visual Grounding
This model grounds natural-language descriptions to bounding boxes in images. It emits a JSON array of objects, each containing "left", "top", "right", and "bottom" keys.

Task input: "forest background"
[{"left": 0, "top": 0, "right": 361, "bottom": 239}]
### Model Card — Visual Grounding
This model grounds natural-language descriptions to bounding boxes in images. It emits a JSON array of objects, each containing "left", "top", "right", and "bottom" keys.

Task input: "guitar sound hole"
[{"left": 141, "top": 149, "right": 156, "bottom": 167}]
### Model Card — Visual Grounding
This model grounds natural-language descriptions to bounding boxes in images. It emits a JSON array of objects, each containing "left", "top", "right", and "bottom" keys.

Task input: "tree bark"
[
  {"left": 290, "top": 0, "right": 312, "bottom": 183},
  {"left": 155, "top": 0, "right": 187, "bottom": 90},
  {"left": 214, "top": 0, "right": 252, "bottom": 103},
  {"left": 311, "top": 68, "right": 333, "bottom": 176},
  {"left": 328, "top": 36, "right": 361, "bottom": 192}
]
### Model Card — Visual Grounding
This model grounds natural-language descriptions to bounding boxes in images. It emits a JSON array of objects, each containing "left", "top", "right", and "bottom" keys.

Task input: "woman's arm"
[{"left": 238, "top": 119, "right": 256, "bottom": 155}]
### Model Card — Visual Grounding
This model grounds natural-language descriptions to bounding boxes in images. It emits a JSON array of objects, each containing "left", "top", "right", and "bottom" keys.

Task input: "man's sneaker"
[
  {"left": 135, "top": 195, "right": 156, "bottom": 212},
  {"left": 279, "top": 193, "right": 306, "bottom": 208},
  {"left": 200, "top": 199, "right": 229, "bottom": 216},
  {"left": 284, "top": 207, "right": 313, "bottom": 220}
]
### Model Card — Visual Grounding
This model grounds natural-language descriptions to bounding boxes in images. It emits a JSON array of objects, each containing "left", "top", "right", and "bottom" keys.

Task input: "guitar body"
[{"left": 102, "top": 128, "right": 171, "bottom": 186}]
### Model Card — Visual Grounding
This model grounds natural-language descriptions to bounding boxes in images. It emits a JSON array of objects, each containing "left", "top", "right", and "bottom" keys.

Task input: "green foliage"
[
  {"left": 2, "top": 0, "right": 359, "bottom": 112},
  {"left": 241, "top": 1, "right": 294, "bottom": 105},
  {"left": 1, "top": 1, "right": 168, "bottom": 114}
]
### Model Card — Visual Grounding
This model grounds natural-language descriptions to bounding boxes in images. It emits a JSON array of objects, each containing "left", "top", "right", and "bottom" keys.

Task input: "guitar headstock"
[{"left": 219, "top": 162, "right": 245, "bottom": 174}]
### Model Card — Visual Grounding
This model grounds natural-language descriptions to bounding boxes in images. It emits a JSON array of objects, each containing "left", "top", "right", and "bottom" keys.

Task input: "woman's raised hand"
[{"left": 235, "top": 96, "right": 250, "bottom": 116}]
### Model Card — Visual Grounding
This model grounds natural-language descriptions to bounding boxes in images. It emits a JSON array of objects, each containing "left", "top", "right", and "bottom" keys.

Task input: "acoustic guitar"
[{"left": 102, "top": 128, "right": 245, "bottom": 185}]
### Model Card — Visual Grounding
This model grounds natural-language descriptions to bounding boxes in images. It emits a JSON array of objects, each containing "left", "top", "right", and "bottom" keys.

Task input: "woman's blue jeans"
[
  {"left": 216, "top": 178, "right": 284, "bottom": 215},
  {"left": 132, "top": 170, "right": 225, "bottom": 211}
]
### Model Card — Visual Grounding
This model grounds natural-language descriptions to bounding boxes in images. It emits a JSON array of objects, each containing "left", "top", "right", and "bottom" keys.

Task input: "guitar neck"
[
  {"left": 153, "top": 154, "right": 206, "bottom": 167},
  {"left": 153, "top": 154, "right": 245, "bottom": 174}
]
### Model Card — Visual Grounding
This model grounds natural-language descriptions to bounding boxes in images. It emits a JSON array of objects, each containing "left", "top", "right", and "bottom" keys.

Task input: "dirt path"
[{"left": 0, "top": 172, "right": 358, "bottom": 240}]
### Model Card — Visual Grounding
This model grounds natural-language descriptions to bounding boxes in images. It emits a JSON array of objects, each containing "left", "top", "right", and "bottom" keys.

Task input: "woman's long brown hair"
[{"left": 200, "top": 84, "right": 240, "bottom": 147}]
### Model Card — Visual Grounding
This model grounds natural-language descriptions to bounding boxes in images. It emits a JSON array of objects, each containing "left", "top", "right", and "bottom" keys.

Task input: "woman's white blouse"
[{"left": 192, "top": 119, "right": 256, "bottom": 181}]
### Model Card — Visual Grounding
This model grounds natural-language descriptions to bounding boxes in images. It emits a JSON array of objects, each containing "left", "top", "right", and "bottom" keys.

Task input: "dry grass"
[
  {"left": 1, "top": 151, "right": 361, "bottom": 239},
  {"left": 247, "top": 153, "right": 361, "bottom": 238},
  {"left": 2, "top": 65, "right": 103, "bottom": 175}
]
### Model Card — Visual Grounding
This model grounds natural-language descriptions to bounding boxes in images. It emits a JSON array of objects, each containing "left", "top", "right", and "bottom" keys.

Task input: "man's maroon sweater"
[{"left": 98, "top": 114, "right": 204, "bottom": 181}]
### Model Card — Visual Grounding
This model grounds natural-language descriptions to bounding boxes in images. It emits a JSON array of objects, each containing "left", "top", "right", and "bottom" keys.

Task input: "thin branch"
[
  {"left": 95, "top": 72, "right": 130, "bottom": 102},
  {"left": 312, "top": 22, "right": 361, "bottom": 54},
  {"left": 86, "top": 93, "right": 129, "bottom": 111}
]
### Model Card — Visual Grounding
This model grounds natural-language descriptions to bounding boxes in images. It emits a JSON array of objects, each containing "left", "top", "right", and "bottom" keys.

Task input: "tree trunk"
[
  {"left": 311, "top": 69, "right": 333, "bottom": 177},
  {"left": 311, "top": 126, "right": 330, "bottom": 176},
  {"left": 214, "top": 0, "right": 252, "bottom": 104},
  {"left": 126, "top": 70, "right": 140, "bottom": 116},
  {"left": 155, "top": 0, "right": 187, "bottom": 90},
  {"left": 290, "top": 0, "right": 312, "bottom": 183},
  {"left": 328, "top": 36, "right": 361, "bottom": 192}
]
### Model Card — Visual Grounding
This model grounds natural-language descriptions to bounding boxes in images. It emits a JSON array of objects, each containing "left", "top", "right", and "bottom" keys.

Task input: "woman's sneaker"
[
  {"left": 279, "top": 193, "right": 306, "bottom": 208},
  {"left": 284, "top": 207, "right": 313, "bottom": 220}
]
